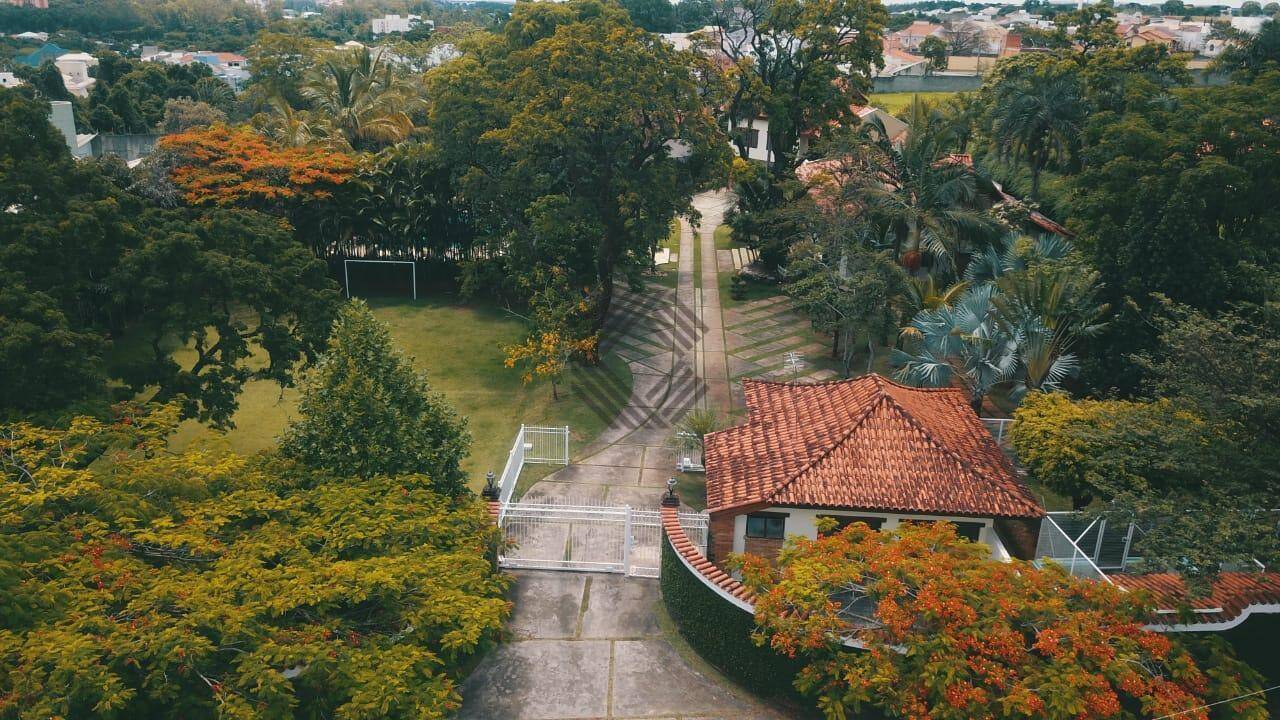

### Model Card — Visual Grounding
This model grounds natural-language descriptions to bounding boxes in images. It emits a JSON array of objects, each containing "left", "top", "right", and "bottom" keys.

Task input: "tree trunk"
[
  {"left": 969, "top": 390, "right": 984, "bottom": 414},
  {"left": 551, "top": 378, "right": 559, "bottom": 401}
]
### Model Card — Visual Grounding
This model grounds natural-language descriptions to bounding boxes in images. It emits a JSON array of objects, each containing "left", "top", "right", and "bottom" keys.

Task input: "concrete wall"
[
  {"left": 872, "top": 73, "right": 983, "bottom": 94},
  {"left": 92, "top": 133, "right": 161, "bottom": 163}
]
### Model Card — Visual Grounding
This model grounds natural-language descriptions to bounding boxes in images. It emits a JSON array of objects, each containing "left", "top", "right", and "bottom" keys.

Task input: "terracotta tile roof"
[
  {"left": 1111, "top": 571, "right": 1280, "bottom": 627},
  {"left": 705, "top": 374, "right": 1043, "bottom": 519},
  {"left": 661, "top": 503, "right": 756, "bottom": 604}
]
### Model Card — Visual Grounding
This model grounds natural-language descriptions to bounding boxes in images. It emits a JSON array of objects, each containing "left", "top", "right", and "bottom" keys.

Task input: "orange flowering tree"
[
  {"left": 734, "top": 522, "right": 1268, "bottom": 720},
  {"left": 160, "top": 126, "right": 358, "bottom": 208}
]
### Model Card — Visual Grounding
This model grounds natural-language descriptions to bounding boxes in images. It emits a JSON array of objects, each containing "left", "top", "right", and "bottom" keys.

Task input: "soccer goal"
[{"left": 343, "top": 259, "right": 417, "bottom": 300}]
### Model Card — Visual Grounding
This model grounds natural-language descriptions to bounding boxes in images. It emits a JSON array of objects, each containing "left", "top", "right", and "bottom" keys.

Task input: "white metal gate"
[{"left": 498, "top": 500, "right": 708, "bottom": 578}]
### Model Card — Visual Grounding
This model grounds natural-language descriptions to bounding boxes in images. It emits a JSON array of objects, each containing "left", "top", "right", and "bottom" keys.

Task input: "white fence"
[
  {"left": 498, "top": 500, "right": 709, "bottom": 578},
  {"left": 1033, "top": 514, "right": 1114, "bottom": 582},
  {"left": 981, "top": 417, "right": 1013, "bottom": 445},
  {"left": 496, "top": 425, "right": 570, "bottom": 517}
]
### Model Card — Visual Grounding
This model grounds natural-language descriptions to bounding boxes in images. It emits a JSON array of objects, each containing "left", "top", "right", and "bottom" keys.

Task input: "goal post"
[{"left": 342, "top": 259, "right": 417, "bottom": 300}]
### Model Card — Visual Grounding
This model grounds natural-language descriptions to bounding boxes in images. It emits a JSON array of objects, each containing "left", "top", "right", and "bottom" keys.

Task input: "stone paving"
[{"left": 458, "top": 572, "right": 791, "bottom": 720}]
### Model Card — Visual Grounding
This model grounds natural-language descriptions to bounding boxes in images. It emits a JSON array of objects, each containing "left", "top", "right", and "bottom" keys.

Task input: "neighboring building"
[
  {"left": 53, "top": 51, "right": 97, "bottom": 97},
  {"left": 875, "top": 48, "right": 930, "bottom": 78},
  {"left": 890, "top": 20, "right": 947, "bottom": 52},
  {"left": 0, "top": 72, "right": 24, "bottom": 88},
  {"left": 1203, "top": 36, "right": 1234, "bottom": 57},
  {"left": 371, "top": 14, "right": 430, "bottom": 35},
  {"left": 140, "top": 48, "right": 250, "bottom": 92},
  {"left": 15, "top": 41, "right": 65, "bottom": 67},
  {"left": 702, "top": 375, "right": 1045, "bottom": 567},
  {"left": 1230, "top": 16, "right": 1268, "bottom": 34},
  {"left": 12, "top": 30, "right": 49, "bottom": 41},
  {"left": 1125, "top": 25, "right": 1177, "bottom": 48},
  {"left": 8, "top": 0, "right": 49, "bottom": 8},
  {"left": 48, "top": 100, "right": 95, "bottom": 159}
]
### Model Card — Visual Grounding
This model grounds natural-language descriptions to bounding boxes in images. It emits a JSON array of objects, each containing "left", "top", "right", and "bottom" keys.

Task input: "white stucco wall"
[{"left": 729, "top": 506, "right": 1013, "bottom": 560}]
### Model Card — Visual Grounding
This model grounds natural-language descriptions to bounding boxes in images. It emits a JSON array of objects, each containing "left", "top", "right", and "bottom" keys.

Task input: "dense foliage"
[
  {"left": 281, "top": 301, "right": 471, "bottom": 494},
  {"left": 658, "top": 532, "right": 804, "bottom": 699},
  {"left": 428, "top": 0, "right": 729, "bottom": 324},
  {"left": 0, "top": 91, "right": 341, "bottom": 425},
  {"left": 736, "top": 521, "right": 1269, "bottom": 720},
  {"left": 0, "top": 403, "right": 509, "bottom": 719},
  {"left": 1011, "top": 300, "right": 1280, "bottom": 576},
  {"left": 707, "top": 0, "right": 890, "bottom": 175}
]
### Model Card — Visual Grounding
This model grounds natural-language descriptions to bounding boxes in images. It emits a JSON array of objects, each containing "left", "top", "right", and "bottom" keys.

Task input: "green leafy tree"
[
  {"left": 787, "top": 237, "right": 910, "bottom": 375},
  {"left": 894, "top": 239, "right": 1108, "bottom": 411},
  {"left": 1214, "top": 18, "right": 1280, "bottom": 79},
  {"left": 918, "top": 35, "right": 948, "bottom": 73},
  {"left": 0, "top": 286, "right": 106, "bottom": 416},
  {"left": 281, "top": 300, "right": 472, "bottom": 494},
  {"left": 428, "top": 0, "right": 729, "bottom": 324},
  {"left": 0, "top": 404, "right": 509, "bottom": 719},
  {"left": 298, "top": 45, "right": 424, "bottom": 151},
  {"left": 707, "top": 0, "right": 890, "bottom": 175},
  {"left": 1242, "top": 0, "right": 1264, "bottom": 16},
  {"left": 989, "top": 71, "right": 1082, "bottom": 199},
  {"left": 621, "top": 0, "right": 676, "bottom": 31},
  {"left": 111, "top": 208, "right": 340, "bottom": 428},
  {"left": 734, "top": 521, "right": 1269, "bottom": 720},
  {"left": 840, "top": 104, "right": 996, "bottom": 273},
  {"left": 159, "top": 98, "right": 226, "bottom": 133},
  {"left": 1070, "top": 72, "right": 1280, "bottom": 392}
]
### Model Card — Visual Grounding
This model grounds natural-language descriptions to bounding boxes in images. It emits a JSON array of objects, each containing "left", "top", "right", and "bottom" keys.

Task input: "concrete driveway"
[{"left": 458, "top": 571, "right": 793, "bottom": 720}]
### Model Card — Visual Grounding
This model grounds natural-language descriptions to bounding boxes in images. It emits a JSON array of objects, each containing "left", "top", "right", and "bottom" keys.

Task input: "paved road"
[{"left": 457, "top": 571, "right": 789, "bottom": 720}]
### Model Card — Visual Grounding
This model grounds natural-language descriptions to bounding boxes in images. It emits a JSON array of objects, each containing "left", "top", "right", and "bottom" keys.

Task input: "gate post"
[
  {"left": 563, "top": 426, "right": 570, "bottom": 465},
  {"left": 622, "top": 505, "right": 633, "bottom": 575}
]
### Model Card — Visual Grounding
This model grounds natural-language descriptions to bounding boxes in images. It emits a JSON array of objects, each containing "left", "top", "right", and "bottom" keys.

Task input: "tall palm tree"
[
  {"left": 963, "top": 232, "right": 1073, "bottom": 285},
  {"left": 895, "top": 242, "right": 1108, "bottom": 409},
  {"left": 989, "top": 74, "right": 1082, "bottom": 199},
  {"left": 300, "top": 46, "right": 422, "bottom": 151},
  {"left": 843, "top": 103, "right": 997, "bottom": 277}
]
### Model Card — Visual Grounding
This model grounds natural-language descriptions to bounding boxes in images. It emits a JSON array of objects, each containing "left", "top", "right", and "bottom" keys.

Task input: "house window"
[
  {"left": 746, "top": 513, "right": 786, "bottom": 539},
  {"left": 818, "top": 515, "right": 885, "bottom": 535},
  {"left": 741, "top": 128, "right": 760, "bottom": 149},
  {"left": 902, "top": 518, "right": 985, "bottom": 543}
]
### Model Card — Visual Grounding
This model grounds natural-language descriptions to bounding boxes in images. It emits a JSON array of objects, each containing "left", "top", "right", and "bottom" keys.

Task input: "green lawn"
[
  {"left": 868, "top": 91, "right": 960, "bottom": 115},
  {"left": 714, "top": 224, "right": 738, "bottom": 250},
  {"left": 161, "top": 296, "right": 633, "bottom": 491}
]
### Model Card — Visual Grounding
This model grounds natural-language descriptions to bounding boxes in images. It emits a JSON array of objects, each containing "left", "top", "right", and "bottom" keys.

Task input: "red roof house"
[{"left": 703, "top": 374, "right": 1044, "bottom": 567}]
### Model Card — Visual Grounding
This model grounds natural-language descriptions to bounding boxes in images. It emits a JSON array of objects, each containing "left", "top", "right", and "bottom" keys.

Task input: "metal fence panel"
[
  {"left": 497, "top": 501, "right": 710, "bottom": 578},
  {"left": 524, "top": 425, "right": 570, "bottom": 465}
]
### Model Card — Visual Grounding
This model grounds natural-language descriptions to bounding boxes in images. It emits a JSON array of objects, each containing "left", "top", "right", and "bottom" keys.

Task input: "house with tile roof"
[{"left": 702, "top": 374, "right": 1045, "bottom": 567}]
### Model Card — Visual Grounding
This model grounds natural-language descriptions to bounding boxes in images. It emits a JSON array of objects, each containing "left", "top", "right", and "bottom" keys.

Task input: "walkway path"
[
  {"left": 459, "top": 190, "right": 794, "bottom": 719},
  {"left": 457, "top": 571, "right": 789, "bottom": 720},
  {"left": 518, "top": 189, "right": 737, "bottom": 509}
]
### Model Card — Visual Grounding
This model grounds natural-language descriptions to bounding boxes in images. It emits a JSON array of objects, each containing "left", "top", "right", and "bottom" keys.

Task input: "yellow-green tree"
[{"left": 0, "top": 403, "right": 508, "bottom": 719}]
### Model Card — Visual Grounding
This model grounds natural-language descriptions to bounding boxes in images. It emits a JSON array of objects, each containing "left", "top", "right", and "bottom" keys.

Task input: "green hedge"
[{"left": 659, "top": 534, "right": 805, "bottom": 700}]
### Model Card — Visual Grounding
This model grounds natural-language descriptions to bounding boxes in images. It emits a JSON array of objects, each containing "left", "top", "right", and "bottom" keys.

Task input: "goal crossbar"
[{"left": 343, "top": 259, "right": 417, "bottom": 300}]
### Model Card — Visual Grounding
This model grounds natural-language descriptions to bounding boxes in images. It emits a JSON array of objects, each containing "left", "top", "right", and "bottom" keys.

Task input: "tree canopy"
[
  {"left": 0, "top": 90, "right": 341, "bottom": 426},
  {"left": 0, "top": 404, "right": 509, "bottom": 719},
  {"left": 427, "top": 0, "right": 729, "bottom": 323},
  {"left": 707, "top": 0, "right": 890, "bottom": 175},
  {"left": 735, "top": 521, "right": 1269, "bottom": 720},
  {"left": 281, "top": 301, "right": 472, "bottom": 495}
]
